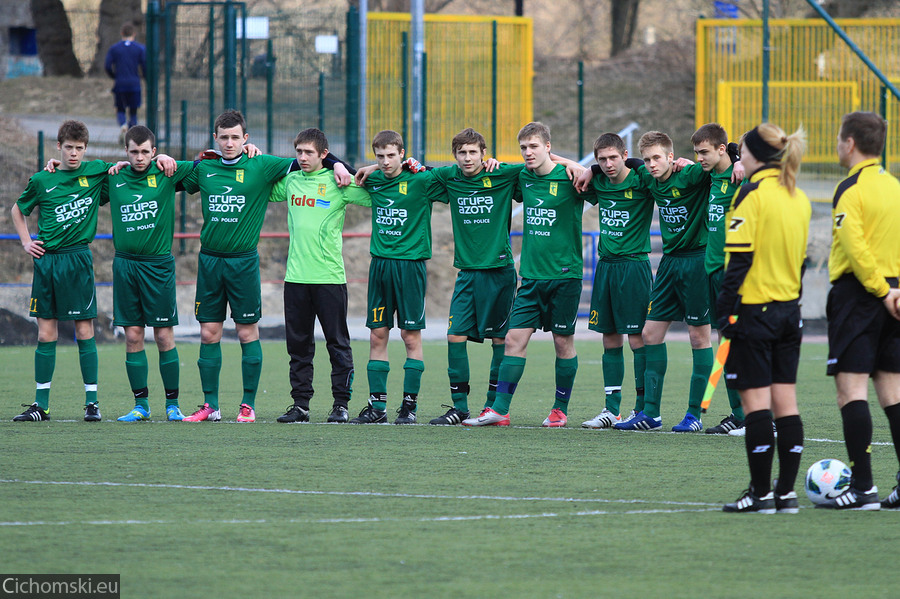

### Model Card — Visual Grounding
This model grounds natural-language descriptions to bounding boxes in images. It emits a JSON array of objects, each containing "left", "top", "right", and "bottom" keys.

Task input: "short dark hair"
[
  {"left": 517, "top": 122, "right": 550, "bottom": 144},
  {"left": 125, "top": 125, "right": 155, "bottom": 148},
  {"left": 372, "top": 130, "right": 404, "bottom": 152},
  {"left": 839, "top": 111, "right": 886, "bottom": 157},
  {"left": 451, "top": 128, "right": 487, "bottom": 155},
  {"left": 121, "top": 23, "right": 136, "bottom": 38},
  {"left": 593, "top": 133, "right": 626, "bottom": 158},
  {"left": 691, "top": 123, "right": 728, "bottom": 148},
  {"left": 57, "top": 120, "right": 89, "bottom": 145},
  {"left": 293, "top": 128, "right": 329, "bottom": 154},
  {"left": 214, "top": 109, "right": 246, "bottom": 136},
  {"left": 638, "top": 130, "right": 673, "bottom": 155}
]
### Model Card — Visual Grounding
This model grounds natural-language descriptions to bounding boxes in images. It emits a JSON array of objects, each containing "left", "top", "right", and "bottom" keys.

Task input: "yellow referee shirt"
[
  {"left": 829, "top": 158, "right": 900, "bottom": 297},
  {"left": 724, "top": 167, "right": 811, "bottom": 304}
]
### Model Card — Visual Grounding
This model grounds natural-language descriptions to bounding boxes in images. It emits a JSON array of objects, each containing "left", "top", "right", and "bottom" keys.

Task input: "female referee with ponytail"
[{"left": 718, "top": 123, "right": 811, "bottom": 514}]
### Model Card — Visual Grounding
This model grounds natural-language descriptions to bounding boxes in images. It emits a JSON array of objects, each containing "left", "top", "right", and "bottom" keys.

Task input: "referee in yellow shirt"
[
  {"left": 718, "top": 123, "right": 811, "bottom": 514},
  {"left": 821, "top": 111, "right": 900, "bottom": 510}
]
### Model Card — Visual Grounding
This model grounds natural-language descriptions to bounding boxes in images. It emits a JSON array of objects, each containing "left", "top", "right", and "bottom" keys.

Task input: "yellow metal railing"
[
  {"left": 697, "top": 18, "right": 900, "bottom": 164},
  {"left": 367, "top": 13, "right": 533, "bottom": 163}
]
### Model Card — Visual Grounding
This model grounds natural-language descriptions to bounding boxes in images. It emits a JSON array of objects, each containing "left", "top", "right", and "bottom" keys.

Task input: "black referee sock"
[
  {"left": 774, "top": 414, "right": 804, "bottom": 496},
  {"left": 744, "top": 410, "right": 775, "bottom": 496},
  {"left": 883, "top": 403, "right": 900, "bottom": 467},
  {"left": 841, "top": 400, "right": 874, "bottom": 490}
]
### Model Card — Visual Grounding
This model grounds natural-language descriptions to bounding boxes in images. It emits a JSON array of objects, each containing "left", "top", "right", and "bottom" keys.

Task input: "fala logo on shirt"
[
  {"left": 236, "top": 169, "right": 244, "bottom": 183},
  {"left": 291, "top": 194, "right": 331, "bottom": 209},
  {"left": 147, "top": 175, "right": 157, "bottom": 188}
]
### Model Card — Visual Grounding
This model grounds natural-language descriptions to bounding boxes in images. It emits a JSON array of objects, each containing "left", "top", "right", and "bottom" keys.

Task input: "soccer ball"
[{"left": 805, "top": 458, "right": 852, "bottom": 505}]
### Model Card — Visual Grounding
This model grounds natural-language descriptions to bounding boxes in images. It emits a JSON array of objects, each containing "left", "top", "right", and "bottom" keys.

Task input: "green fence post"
[
  {"left": 180, "top": 100, "right": 188, "bottom": 255},
  {"left": 402, "top": 31, "right": 409, "bottom": 147},
  {"left": 146, "top": 0, "right": 160, "bottom": 135},
  {"left": 163, "top": 3, "right": 175, "bottom": 151},
  {"left": 266, "top": 38, "right": 274, "bottom": 155},
  {"left": 224, "top": 0, "right": 237, "bottom": 110},
  {"left": 881, "top": 84, "right": 889, "bottom": 170},
  {"left": 422, "top": 51, "right": 427, "bottom": 165},
  {"left": 208, "top": 3, "right": 216, "bottom": 148},
  {"left": 37, "top": 131, "right": 44, "bottom": 172},
  {"left": 762, "top": 0, "right": 770, "bottom": 123},
  {"left": 346, "top": 6, "right": 359, "bottom": 165},
  {"left": 492, "top": 21, "right": 498, "bottom": 159},
  {"left": 578, "top": 60, "right": 584, "bottom": 159},
  {"left": 240, "top": 2, "right": 247, "bottom": 116},
  {"left": 318, "top": 71, "right": 325, "bottom": 132}
]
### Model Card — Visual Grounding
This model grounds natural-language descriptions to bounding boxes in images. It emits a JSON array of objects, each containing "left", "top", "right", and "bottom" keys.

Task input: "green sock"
[
  {"left": 485, "top": 342, "right": 505, "bottom": 409},
  {"left": 367, "top": 360, "right": 390, "bottom": 411},
  {"left": 77, "top": 337, "right": 98, "bottom": 406},
  {"left": 447, "top": 341, "right": 470, "bottom": 412},
  {"left": 241, "top": 340, "right": 263, "bottom": 408},
  {"left": 552, "top": 355, "right": 578, "bottom": 414},
  {"left": 688, "top": 347, "right": 714, "bottom": 418},
  {"left": 727, "top": 379, "right": 745, "bottom": 420},
  {"left": 34, "top": 340, "right": 57, "bottom": 411},
  {"left": 158, "top": 347, "right": 180, "bottom": 407},
  {"left": 403, "top": 358, "right": 425, "bottom": 397},
  {"left": 633, "top": 346, "right": 646, "bottom": 414},
  {"left": 642, "top": 343, "right": 666, "bottom": 419},
  {"left": 198, "top": 342, "right": 222, "bottom": 410},
  {"left": 602, "top": 346, "right": 624, "bottom": 415},
  {"left": 125, "top": 350, "right": 149, "bottom": 411},
  {"left": 490, "top": 356, "right": 526, "bottom": 416}
]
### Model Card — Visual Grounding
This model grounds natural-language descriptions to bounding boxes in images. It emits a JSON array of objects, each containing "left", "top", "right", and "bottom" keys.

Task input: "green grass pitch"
[{"left": 0, "top": 338, "right": 897, "bottom": 598}]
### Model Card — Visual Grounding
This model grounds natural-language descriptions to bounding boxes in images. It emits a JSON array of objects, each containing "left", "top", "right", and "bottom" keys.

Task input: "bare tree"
[
  {"left": 88, "top": 0, "right": 144, "bottom": 76},
  {"left": 610, "top": 0, "right": 640, "bottom": 56},
  {"left": 30, "top": 0, "right": 82, "bottom": 77},
  {"left": 370, "top": 0, "right": 457, "bottom": 11}
]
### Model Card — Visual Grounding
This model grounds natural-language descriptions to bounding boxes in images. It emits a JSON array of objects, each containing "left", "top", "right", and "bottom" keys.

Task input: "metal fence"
[{"left": 696, "top": 18, "right": 900, "bottom": 169}]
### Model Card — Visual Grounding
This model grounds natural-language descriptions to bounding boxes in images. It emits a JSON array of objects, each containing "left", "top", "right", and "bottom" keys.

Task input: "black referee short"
[
  {"left": 724, "top": 300, "right": 802, "bottom": 390},
  {"left": 826, "top": 275, "right": 900, "bottom": 376}
]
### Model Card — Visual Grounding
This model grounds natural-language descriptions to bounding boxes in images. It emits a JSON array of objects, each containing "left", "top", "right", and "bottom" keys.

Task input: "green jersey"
[
  {"left": 633, "top": 162, "right": 709, "bottom": 254},
  {"left": 591, "top": 168, "right": 654, "bottom": 260},
  {"left": 182, "top": 154, "right": 294, "bottom": 253},
  {"left": 16, "top": 160, "right": 111, "bottom": 250},
  {"left": 104, "top": 161, "right": 194, "bottom": 256},
  {"left": 519, "top": 164, "right": 596, "bottom": 280},
  {"left": 705, "top": 166, "right": 741, "bottom": 274},
  {"left": 269, "top": 168, "right": 372, "bottom": 284},
  {"left": 364, "top": 169, "right": 441, "bottom": 260},
  {"left": 431, "top": 163, "right": 523, "bottom": 270}
]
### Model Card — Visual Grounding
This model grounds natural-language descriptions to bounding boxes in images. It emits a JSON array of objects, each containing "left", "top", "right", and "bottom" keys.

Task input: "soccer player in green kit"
[
  {"left": 11, "top": 120, "right": 111, "bottom": 422},
  {"left": 108, "top": 126, "right": 195, "bottom": 422},
  {"left": 181, "top": 109, "right": 350, "bottom": 423},
  {"left": 692, "top": 123, "right": 748, "bottom": 435},
  {"left": 269, "top": 128, "right": 371, "bottom": 424},
  {"left": 427, "top": 128, "right": 522, "bottom": 425},
  {"left": 613, "top": 130, "right": 714, "bottom": 432},
  {"left": 351, "top": 130, "right": 442, "bottom": 424},
  {"left": 575, "top": 132, "right": 655, "bottom": 429},
  {"left": 464, "top": 122, "right": 593, "bottom": 427}
]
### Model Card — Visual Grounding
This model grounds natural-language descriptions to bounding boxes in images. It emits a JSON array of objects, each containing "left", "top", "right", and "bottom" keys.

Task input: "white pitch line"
[
  {"left": 0, "top": 507, "right": 723, "bottom": 527},
  {"left": 0, "top": 478, "right": 719, "bottom": 507}
]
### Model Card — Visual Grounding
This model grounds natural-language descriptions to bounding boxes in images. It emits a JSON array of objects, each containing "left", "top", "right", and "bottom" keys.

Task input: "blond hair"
[{"left": 747, "top": 123, "right": 806, "bottom": 195}]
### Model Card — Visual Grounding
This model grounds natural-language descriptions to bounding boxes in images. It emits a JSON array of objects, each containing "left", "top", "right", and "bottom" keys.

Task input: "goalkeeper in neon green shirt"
[{"left": 269, "top": 128, "right": 371, "bottom": 424}]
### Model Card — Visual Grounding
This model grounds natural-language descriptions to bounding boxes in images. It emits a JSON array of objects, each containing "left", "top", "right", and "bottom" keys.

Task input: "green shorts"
[
  {"left": 447, "top": 265, "right": 517, "bottom": 342},
  {"left": 195, "top": 249, "right": 261, "bottom": 324},
  {"left": 113, "top": 252, "right": 178, "bottom": 328},
  {"left": 366, "top": 256, "right": 427, "bottom": 330},
  {"left": 708, "top": 267, "right": 724, "bottom": 330},
  {"left": 508, "top": 278, "right": 581, "bottom": 335},
  {"left": 647, "top": 250, "right": 710, "bottom": 325},
  {"left": 29, "top": 244, "right": 97, "bottom": 321},
  {"left": 589, "top": 258, "right": 651, "bottom": 335}
]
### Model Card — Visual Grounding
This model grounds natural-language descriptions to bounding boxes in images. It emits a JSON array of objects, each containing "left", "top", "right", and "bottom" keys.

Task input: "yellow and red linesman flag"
[{"left": 700, "top": 315, "right": 737, "bottom": 413}]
